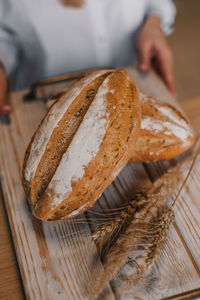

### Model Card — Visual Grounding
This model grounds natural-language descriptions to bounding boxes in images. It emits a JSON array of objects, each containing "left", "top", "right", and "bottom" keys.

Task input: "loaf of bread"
[
  {"left": 129, "top": 92, "right": 195, "bottom": 162},
  {"left": 22, "top": 69, "right": 140, "bottom": 221}
]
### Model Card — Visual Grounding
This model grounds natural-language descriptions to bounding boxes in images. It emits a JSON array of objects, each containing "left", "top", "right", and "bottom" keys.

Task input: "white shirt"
[{"left": 0, "top": 0, "right": 176, "bottom": 90}]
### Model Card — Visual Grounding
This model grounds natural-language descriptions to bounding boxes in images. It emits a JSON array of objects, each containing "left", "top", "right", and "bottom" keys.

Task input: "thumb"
[{"left": 138, "top": 42, "right": 151, "bottom": 72}]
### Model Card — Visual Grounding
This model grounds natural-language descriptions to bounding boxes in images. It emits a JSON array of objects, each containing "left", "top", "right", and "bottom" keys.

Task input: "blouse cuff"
[{"left": 146, "top": 0, "right": 176, "bottom": 35}]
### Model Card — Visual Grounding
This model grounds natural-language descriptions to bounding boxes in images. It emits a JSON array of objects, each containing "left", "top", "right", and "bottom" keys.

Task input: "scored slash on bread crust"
[
  {"left": 129, "top": 92, "right": 195, "bottom": 163},
  {"left": 23, "top": 69, "right": 112, "bottom": 207},
  {"left": 22, "top": 69, "right": 140, "bottom": 221}
]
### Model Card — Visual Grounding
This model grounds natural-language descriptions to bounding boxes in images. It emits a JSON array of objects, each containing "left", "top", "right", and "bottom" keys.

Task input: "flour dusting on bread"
[
  {"left": 48, "top": 77, "right": 110, "bottom": 205},
  {"left": 141, "top": 117, "right": 192, "bottom": 141},
  {"left": 24, "top": 69, "right": 110, "bottom": 182},
  {"left": 139, "top": 91, "right": 193, "bottom": 140},
  {"left": 130, "top": 92, "right": 195, "bottom": 162}
]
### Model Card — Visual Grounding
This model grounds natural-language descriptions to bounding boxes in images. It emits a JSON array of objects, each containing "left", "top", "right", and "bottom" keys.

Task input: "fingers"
[
  {"left": 0, "top": 67, "right": 10, "bottom": 115},
  {"left": 0, "top": 94, "right": 10, "bottom": 115},
  {"left": 136, "top": 17, "right": 176, "bottom": 95},
  {"left": 138, "top": 41, "right": 152, "bottom": 72},
  {"left": 156, "top": 47, "right": 176, "bottom": 95},
  {"left": 0, "top": 104, "right": 11, "bottom": 115},
  {"left": 0, "top": 89, "right": 10, "bottom": 114},
  {"left": 0, "top": 95, "right": 10, "bottom": 115}
]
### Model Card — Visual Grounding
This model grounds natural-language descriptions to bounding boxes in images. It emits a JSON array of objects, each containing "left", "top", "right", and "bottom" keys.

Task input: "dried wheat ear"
[{"left": 86, "top": 143, "right": 199, "bottom": 300}]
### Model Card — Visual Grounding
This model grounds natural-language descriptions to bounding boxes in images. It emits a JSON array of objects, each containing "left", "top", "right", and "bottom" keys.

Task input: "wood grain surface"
[
  {"left": 0, "top": 68, "right": 199, "bottom": 300},
  {"left": 181, "top": 97, "right": 200, "bottom": 136},
  {"left": 0, "top": 187, "right": 24, "bottom": 300}
]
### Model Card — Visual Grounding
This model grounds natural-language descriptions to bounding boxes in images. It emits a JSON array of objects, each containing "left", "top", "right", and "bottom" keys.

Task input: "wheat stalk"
[
  {"left": 92, "top": 195, "right": 146, "bottom": 243},
  {"left": 144, "top": 142, "right": 200, "bottom": 270},
  {"left": 88, "top": 166, "right": 179, "bottom": 299},
  {"left": 88, "top": 146, "right": 200, "bottom": 300},
  {"left": 92, "top": 193, "right": 148, "bottom": 257},
  {"left": 92, "top": 164, "right": 181, "bottom": 253},
  {"left": 88, "top": 200, "right": 153, "bottom": 300},
  {"left": 144, "top": 208, "right": 174, "bottom": 269}
]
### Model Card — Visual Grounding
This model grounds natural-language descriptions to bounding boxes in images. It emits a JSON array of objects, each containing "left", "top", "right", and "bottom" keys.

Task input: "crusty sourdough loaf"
[
  {"left": 22, "top": 69, "right": 140, "bottom": 221},
  {"left": 129, "top": 92, "right": 195, "bottom": 163}
]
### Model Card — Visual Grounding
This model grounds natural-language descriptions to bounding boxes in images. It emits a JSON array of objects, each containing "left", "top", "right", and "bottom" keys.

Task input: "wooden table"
[{"left": 0, "top": 69, "right": 200, "bottom": 300}]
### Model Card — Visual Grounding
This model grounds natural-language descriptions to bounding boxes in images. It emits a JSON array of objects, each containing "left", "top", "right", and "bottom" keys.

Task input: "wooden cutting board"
[{"left": 0, "top": 67, "right": 199, "bottom": 300}]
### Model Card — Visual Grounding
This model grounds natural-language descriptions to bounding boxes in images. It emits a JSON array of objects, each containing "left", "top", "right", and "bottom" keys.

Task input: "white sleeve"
[
  {"left": 146, "top": 0, "right": 176, "bottom": 35},
  {"left": 0, "top": 1, "right": 19, "bottom": 76}
]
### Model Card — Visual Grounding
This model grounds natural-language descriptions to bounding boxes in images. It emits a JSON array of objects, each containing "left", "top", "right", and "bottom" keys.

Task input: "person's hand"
[
  {"left": 136, "top": 16, "right": 175, "bottom": 95},
  {"left": 0, "top": 64, "right": 10, "bottom": 114}
]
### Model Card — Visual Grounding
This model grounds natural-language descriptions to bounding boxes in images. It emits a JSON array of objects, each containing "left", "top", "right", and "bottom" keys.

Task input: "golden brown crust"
[
  {"left": 23, "top": 69, "right": 140, "bottom": 221},
  {"left": 129, "top": 92, "right": 195, "bottom": 163}
]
